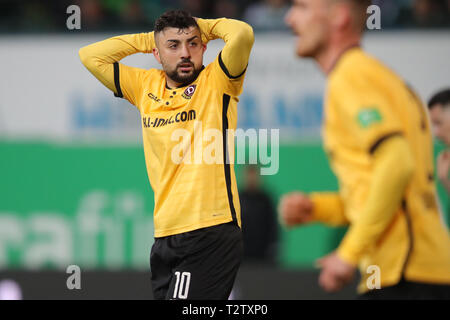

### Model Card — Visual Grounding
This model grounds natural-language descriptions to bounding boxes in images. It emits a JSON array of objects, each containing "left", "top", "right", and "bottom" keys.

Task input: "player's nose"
[
  {"left": 180, "top": 43, "right": 191, "bottom": 60},
  {"left": 285, "top": 7, "right": 294, "bottom": 28}
]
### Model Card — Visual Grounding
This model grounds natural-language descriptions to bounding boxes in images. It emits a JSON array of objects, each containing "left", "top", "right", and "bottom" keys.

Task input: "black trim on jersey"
[
  {"left": 218, "top": 51, "right": 247, "bottom": 79},
  {"left": 405, "top": 83, "right": 427, "bottom": 131},
  {"left": 369, "top": 132, "right": 403, "bottom": 155},
  {"left": 222, "top": 94, "right": 237, "bottom": 224},
  {"left": 400, "top": 199, "right": 414, "bottom": 280},
  {"left": 113, "top": 62, "right": 123, "bottom": 98}
]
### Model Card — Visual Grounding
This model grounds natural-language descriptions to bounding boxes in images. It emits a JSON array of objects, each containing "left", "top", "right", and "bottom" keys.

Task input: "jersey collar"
[{"left": 328, "top": 44, "right": 361, "bottom": 75}]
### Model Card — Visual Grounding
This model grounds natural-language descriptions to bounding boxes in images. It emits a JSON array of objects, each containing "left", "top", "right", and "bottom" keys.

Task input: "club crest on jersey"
[
  {"left": 182, "top": 84, "right": 197, "bottom": 100},
  {"left": 357, "top": 107, "right": 383, "bottom": 128}
]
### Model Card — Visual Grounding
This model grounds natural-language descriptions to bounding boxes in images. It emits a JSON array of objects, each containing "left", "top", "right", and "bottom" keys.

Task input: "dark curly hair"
[
  {"left": 154, "top": 10, "right": 199, "bottom": 34},
  {"left": 428, "top": 89, "right": 450, "bottom": 110}
]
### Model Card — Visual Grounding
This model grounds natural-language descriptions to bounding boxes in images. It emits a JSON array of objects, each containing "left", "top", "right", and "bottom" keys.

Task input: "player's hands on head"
[
  {"left": 193, "top": 17, "right": 210, "bottom": 45},
  {"left": 278, "top": 192, "right": 314, "bottom": 227}
]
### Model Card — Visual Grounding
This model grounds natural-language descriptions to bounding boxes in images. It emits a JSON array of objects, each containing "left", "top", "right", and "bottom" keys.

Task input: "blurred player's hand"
[
  {"left": 278, "top": 192, "right": 314, "bottom": 227},
  {"left": 437, "top": 150, "right": 450, "bottom": 186},
  {"left": 316, "top": 252, "right": 356, "bottom": 293}
]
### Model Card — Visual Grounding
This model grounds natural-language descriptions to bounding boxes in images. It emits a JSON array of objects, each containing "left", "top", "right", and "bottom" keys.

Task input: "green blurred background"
[{"left": 1, "top": 140, "right": 448, "bottom": 270}]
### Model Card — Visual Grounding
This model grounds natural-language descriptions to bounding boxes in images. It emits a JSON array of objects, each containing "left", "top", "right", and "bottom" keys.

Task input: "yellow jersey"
[
  {"left": 324, "top": 47, "right": 450, "bottom": 292},
  {"left": 121, "top": 57, "right": 244, "bottom": 237},
  {"left": 79, "top": 19, "right": 254, "bottom": 237}
]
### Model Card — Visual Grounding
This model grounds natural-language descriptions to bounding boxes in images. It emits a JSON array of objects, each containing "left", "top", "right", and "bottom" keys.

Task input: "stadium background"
[{"left": 0, "top": 0, "right": 449, "bottom": 299}]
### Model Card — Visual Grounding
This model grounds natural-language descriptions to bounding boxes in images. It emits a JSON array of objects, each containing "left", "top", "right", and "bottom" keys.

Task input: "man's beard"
[{"left": 165, "top": 59, "right": 202, "bottom": 86}]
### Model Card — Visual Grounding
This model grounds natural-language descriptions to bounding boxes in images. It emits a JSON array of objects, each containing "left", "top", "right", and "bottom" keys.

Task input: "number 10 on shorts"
[{"left": 173, "top": 271, "right": 191, "bottom": 299}]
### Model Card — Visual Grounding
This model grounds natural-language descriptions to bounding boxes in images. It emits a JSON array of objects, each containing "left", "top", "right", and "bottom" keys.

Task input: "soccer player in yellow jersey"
[
  {"left": 79, "top": 10, "right": 254, "bottom": 300},
  {"left": 280, "top": 0, "right": 450, "bottom": 299}
]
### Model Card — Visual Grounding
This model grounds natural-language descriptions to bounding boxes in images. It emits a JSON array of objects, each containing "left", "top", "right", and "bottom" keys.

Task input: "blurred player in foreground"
[
  {"left": 280, "top": 0, "right": 450, "bottom": 299},
  {"left": 428, "top": 89, "right": 450, "bottom": 196},
  {"left": 79, "top": 10, "right": 254, "bottom": 299}
]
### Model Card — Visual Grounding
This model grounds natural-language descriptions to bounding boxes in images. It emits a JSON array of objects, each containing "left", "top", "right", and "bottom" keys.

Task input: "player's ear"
[
  {"left": 202, "top": 43, "right": 207, "bottom": 54},
  {"left": 332, "top": 2, "right": 352, "bottom": 31},
  {"left": 153, "top": 47, "right": 162, "bottom": 65}
]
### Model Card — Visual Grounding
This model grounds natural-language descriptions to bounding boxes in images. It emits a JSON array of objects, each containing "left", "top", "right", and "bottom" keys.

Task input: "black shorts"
[
  {"left": 359, "top": 279, "right": 450, "bottom": 300},
  {"left": 150, "top": 222, "right": 243, "bottom": 300}
]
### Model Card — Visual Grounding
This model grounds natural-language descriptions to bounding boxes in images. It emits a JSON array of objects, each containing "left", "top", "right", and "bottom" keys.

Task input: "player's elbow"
[
  {"left": 78, "top": 46, "right": 90, "bottom": 67},
  {"left": 236, "top": 21, "right": 255, "bottom": 49},
  {"left": 78, "top": 45, "right": 98, "bottom": 70}
]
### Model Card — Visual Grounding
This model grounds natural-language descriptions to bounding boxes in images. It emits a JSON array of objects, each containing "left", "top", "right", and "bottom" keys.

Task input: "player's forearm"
[
  {"left": 197, "top": 18, "right": 254, "bottom": 77},
  {"left": 309, "top": 192, "right": 349, "bottom": 226},
  {"left": 79, "top": 33, "right": 155, "bottom": 92},
  {"left": 337, "top": 136, "right": 415, "bottom": 265}
]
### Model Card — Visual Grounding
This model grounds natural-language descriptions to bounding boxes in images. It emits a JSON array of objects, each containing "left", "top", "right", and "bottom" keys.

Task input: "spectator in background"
[
  {"left": 244, "top": 0, "right": 290, "bottom": 31},
  {"left": 76, "top": 0, "right": 107, "bottom": 30},
  {"left": 101, "top": 0, "right": 147, "bottom": 29},
  {"left": 428, "top": 89, "right": 450, "bottom": 195},
  {"left": 371, "top": 0, "right": 404, "bottom": 28},
  {"left": 179, "top": 0, "right": 210, "bottom": 18},
  {"left": 212, "top": 0, "right": 240, "bottom": 19},
  {"left": 119, "top": 0, "right": 146, "bottom": 27},
  {"left": 140, "top": 0, "right": 177, "bottom": 25},
  {"left": 19, "top": 0, "right": 57, "bottom": 32},
  {"left": 396, "top": 0, "right": 450, "bottom": 28},
  {"left": 239, "top": 165, "right": 279, "bottom": 265},
  {"left": 2, "top": 0, "right": 450, "bottom": 33}
]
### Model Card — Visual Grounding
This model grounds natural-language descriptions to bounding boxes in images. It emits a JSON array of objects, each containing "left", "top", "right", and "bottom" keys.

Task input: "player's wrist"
[
  {"left": 143, "top": 32, "right": 156, "bottom": 53},
  {"left": 195, "top": 18, "right": 211, "bottom": 42},
  {"left": 336, "top": 246, "right": 359, "bottom": 267},
  {"left": 308, "top": 193, "right": 325, "bottom": 222},
  {"left": 303, "top": 199, "right": 315, "bottom": 223},
  {"left": 196, "top": 18, "right": 223, "bottom": 43}
]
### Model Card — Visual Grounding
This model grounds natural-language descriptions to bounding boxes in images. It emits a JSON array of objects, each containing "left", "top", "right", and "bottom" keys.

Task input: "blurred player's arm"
[
  {"left": 196, "top": 18, "right": 254, "bottom": 77},
  {"left": 309, "top": 192, "right": 349, "bottom": 226},
  {"left": 78, "top": 33, "right": 155, "bottom": 96},
  {"left": 278, "top": 191, "right": 348, "bottom": 227},
  {"left": 337, "top": 135, "right": 415, "bottom": 265}
]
